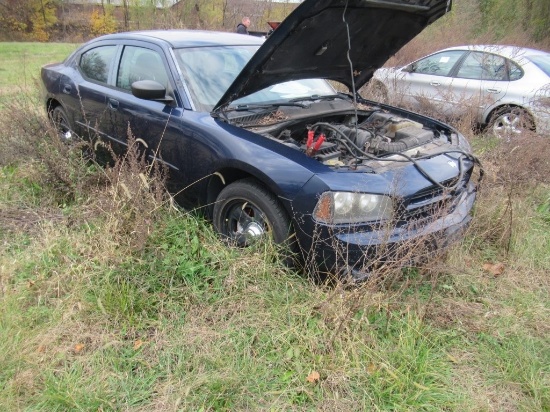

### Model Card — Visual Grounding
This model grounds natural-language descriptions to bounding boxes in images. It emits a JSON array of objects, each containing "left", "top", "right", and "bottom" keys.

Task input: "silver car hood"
[{"left": 214, "top": 0, "right": 452, "bottom": 111}]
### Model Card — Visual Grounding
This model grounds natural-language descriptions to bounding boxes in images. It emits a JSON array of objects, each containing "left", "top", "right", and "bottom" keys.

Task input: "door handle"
[
  {"left": 430, "top": 81, "right": 441, "bottom": 86},
  {"left": 487, "top": 88, "right": 500, "bottom": 93},
  {"left": 108, "top": 98, "right": 119, "bottom": 110},
  {"left": 62, "top": 84, "right": 72, "bottom": 94}
]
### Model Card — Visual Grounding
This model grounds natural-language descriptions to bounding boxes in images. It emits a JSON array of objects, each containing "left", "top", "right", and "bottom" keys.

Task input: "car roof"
[
  {"left": 93, "top": 30, "right": 265, "bottom": 48},
  {"left": 441, "top": 44, "right": 549, "bottom": 59}
]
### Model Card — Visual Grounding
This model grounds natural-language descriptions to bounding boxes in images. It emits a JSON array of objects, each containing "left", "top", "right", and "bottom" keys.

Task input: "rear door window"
[
  {"left": 508, "top": 60, "right": 523, "bottom": 81},
  {"left": 456, "top": 52, "right": 507, "bottom": 81},
  {"left": 79, "top": 45, "right": 117, "bottom": 83}
]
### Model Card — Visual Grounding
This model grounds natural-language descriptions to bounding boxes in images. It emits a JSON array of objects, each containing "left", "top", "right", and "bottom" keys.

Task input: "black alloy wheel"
[{"left": 213, "top": 178, "right": 293, "bottom": 249}]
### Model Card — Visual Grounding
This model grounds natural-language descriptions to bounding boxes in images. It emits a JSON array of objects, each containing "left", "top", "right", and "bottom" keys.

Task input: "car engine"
[{"left": 234, "top": 107, "right": 452, "bottom": 169}]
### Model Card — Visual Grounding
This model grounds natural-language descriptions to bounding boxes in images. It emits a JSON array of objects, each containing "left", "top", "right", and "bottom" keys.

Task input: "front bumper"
[{"left": 308, "top": 183, "right": 477, "bottom": 281}]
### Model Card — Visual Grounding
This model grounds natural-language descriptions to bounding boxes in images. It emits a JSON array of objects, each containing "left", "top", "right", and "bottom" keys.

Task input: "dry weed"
[
  {"left": 0, "top": 97, "right": 106, "bottom": 202},
  {"left": 482, "top": 134, "right": 550, "bottom": 187},
  {"left": 0, "top": 97, "right": 172, "bottom": 254},
  {"left": 469, "top": 134, "right": 550, "bottom": 252},
  {"left": 92, "top": 127, "right": 170, "bottom": 251}
]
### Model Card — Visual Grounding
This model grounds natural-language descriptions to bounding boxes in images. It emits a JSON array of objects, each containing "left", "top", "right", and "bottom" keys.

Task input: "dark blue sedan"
[{"left": 41, "top": 0, "right": 480, "bottom": 280}]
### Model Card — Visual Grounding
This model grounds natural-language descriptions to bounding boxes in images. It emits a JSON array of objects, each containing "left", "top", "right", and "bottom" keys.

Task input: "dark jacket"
[{"left": 236, "top": 23, "right": 249, "bottom": 35}]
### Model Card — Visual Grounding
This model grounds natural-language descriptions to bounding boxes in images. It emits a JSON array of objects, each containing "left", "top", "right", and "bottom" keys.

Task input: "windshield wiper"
[
  {"left": 230, "top": 102, "right": 308, "bottom": 112},
  {"left": 289, "top": 93, "right": 349, "bottom": 103}
]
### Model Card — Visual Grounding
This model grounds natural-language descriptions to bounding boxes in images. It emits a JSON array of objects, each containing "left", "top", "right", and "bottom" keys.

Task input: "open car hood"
[{"left": 214, "top": 0, "right": 451, "bottom": 111}]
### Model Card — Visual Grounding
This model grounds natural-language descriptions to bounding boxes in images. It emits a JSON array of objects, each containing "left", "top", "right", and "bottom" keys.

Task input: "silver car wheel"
[{"left": 490, "top": 107, "right": 534, "bottom": 140}]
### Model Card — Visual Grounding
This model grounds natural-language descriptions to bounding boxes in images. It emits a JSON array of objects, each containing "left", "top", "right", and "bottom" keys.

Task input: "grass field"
[
  {"left": 0, "top": 42, "right": 549, "bottom": 411},
  {"left": 0, "top": 43, "right": 77, "bottom": 97}
]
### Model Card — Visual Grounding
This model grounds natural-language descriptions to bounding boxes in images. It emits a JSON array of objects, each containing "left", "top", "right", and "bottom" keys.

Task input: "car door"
[
  {"left": 108, "top": 44, "right": 185, "bottom": 173},
  {"left": 395, "top": 50, "right": 465, "bottom": 116},
  {"left": 111, "top": 44, "right": 246, "bottom": 207},
  {"left": 60, "top": 44, "right": 118, "bottom": 142},
  {"left": 450, "top": 51, "right": 509, "bottom": 122}
]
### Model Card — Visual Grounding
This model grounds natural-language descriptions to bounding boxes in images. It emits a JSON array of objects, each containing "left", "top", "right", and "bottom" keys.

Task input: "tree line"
[
  {"left": 0, "top": 0, "right": 548, "bottom": 45},
  {"left": 0, "top": 0, "right": 298, "bottom": 42}
]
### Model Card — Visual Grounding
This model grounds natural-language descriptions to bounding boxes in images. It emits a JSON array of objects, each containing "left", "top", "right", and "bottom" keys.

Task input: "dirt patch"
[
  {"left": 424, "top": 298, "right": 491, "bottom": 334},
  {"left": 0, "top": 207, "right": 65, "bottom": 234}
]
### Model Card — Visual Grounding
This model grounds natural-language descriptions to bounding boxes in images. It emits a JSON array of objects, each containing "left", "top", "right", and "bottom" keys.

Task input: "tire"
[
  {"left": 213, "top": 179, "right": 293, "bottom": 249},
  {"left": 489, "top": 106, "right": 535, "bottom": 139},
  {"left": 51, "top": 106, "right": 74, "bottom": 142},
  {"left": 50, "top": 105, "right": 102, "bottom": 162}
]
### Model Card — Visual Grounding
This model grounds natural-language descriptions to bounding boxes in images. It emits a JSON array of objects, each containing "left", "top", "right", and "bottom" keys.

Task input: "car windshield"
[
  {"left": 174, "top": 46, "right": 336, "bottom": 111},
  {"left": 527, "top": 54, "right": 550, "bottom": 77}
]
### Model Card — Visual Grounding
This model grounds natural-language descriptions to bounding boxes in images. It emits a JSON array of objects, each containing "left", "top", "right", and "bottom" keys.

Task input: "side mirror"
[
  {"left": 131, "top": 80, "right": 174, "bottom": 104},
  {"left": 402, "top": 63, "right": 416, "bottom": 73}
]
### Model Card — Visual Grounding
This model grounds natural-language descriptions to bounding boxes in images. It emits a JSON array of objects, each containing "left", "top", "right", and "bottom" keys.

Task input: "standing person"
[{"left": 236, "top": 16, "right": 250, "bottom": 35}]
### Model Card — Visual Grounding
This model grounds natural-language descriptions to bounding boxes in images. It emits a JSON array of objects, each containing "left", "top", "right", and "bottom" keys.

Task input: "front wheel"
[
  {"left": 213, "top": 179, "right": 293, "bottom": 249},
  {"left": 489, "top": 106, "right": 535, "bottom": 139}
]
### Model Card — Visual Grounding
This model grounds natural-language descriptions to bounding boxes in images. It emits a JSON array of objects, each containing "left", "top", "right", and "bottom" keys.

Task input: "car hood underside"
[{"left": 215, "top": 0, "right": 452, "bottom": 110}]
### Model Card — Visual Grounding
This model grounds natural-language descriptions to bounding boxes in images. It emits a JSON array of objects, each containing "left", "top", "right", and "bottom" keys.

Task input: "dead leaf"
[
  {"left": 306, "top": 370, "right": 320, "bottom": 383},
  {"left": 446, "top": 353, "right": 459, "bottom": 364},
  {"left": 482, "top": 262, "right": 505, "bottom": 277},
  {"left": 74, "top": 343, "right": 85, "bottom": 353},
  {"left": 367, "top": 363, "right": 378, "bottom": 374},
  {"left": 133, "top": 339, "right": 145, "bottom": 350},
  {"left": 37, "top": 345, "right": 46, "bottom": 353}
]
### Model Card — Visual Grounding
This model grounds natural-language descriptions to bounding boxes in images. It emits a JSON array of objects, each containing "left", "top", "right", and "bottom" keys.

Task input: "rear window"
[{"left": 527, "top": 54, "right": 550, "bottom": 77}]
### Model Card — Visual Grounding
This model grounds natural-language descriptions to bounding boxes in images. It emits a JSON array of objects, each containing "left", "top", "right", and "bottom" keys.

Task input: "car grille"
[{"left": 396, "top": 170, "right": 472, "bottom": 228}]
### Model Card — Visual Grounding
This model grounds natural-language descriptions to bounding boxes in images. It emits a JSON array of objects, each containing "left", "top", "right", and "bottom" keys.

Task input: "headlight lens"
[
  {"left": 452, "top": 132, "right": 471, "bottom": 152},
  {"left": 333, "top": 192, "right": 354, "bottom": 215},
  {"left": 313, "top": 192, "right": 393, "bottom": 224}
]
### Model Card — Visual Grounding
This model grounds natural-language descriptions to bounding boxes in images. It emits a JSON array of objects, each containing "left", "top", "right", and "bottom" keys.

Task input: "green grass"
[
  {"left": 0, "top": 42, "right": 78, "bottom": 97},
  {"left": 0, "top": 41, "right": 549, "bottom": 411}
]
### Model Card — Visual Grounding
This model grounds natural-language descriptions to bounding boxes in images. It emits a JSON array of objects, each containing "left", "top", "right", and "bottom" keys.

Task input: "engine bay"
[{"left": 232, "top": 107, "right": 455, "bottom": 169}]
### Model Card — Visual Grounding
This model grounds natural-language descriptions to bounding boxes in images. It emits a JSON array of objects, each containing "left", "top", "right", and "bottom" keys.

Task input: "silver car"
[{"left": 372, "top": 45, "right": 550, "bottom": 138}]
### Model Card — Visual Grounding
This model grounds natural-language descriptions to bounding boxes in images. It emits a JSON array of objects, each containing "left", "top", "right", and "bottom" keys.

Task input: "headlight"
[
  {"left": 313, "top": 192, "right": 393, "bottom": 224},
  {"left": 452, "top": 132, "right": 471, "bottom": 152}
]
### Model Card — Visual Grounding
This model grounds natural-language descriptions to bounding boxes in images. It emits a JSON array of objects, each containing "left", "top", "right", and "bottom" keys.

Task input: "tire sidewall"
[
  {"left": 52, "top": 106, "right": 69, "bottom": 127},
  {"left": 213, "top": 179, "right": 292, "bottom": 245}
]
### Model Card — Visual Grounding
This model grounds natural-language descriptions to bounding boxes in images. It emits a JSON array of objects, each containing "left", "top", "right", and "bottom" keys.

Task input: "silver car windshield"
[{"left": 174, "top": 46, "right": 336, "bottom": 111}]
